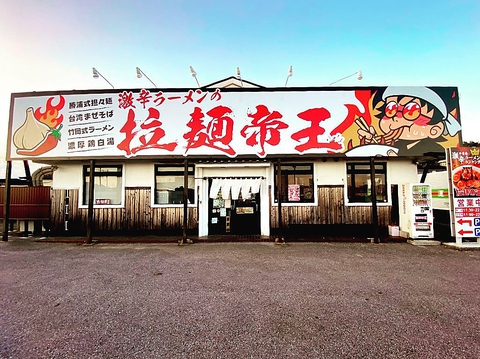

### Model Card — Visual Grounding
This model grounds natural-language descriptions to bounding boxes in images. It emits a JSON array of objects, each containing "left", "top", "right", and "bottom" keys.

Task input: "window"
[
  {"left": 347, "top": 163, "right": 387, "bottom": 203},
  {"left": 274, "top": 163, "right": 314, "bottom": 203},
  {"left": 82, "top": 165, "right": 123, "bottom": 205},
  {"left": 154, "top": 165, "right": 195, "bottom": 205}
]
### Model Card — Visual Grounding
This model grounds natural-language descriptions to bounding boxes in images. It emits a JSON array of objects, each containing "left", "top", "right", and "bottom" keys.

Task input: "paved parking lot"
[{"left": 1, "top": 238, "right": 479, "bottom": 358}]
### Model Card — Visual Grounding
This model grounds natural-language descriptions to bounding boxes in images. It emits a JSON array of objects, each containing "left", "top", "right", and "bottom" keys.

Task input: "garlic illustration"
[{"left": 13, "top": 107, "right": 51, "bottom": 150}]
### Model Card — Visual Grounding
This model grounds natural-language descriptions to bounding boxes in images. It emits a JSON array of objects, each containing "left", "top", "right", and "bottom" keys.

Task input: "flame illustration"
[{"left": 34, "top": 95, "right": 65, "bottom": 129}]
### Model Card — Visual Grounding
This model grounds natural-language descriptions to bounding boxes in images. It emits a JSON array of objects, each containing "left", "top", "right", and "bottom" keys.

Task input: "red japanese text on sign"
[
  {"left": 241, "top": 105, "right": 289, "bottom": 157},
  {"left": 118, "top": 91, "right": 136, "bottom": 109},
  {"left": 184, "top": 106, "right": 235, "bottom": 156},
  {"left": 291, "top": 108, "right": 343, "bottom": 153},
  {"left": 117, "top": 108, "right": 177, "bottom": 156}
]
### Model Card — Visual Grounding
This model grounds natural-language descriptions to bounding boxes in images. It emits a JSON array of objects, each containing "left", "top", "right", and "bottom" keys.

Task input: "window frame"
[
  {"left": 81, "top": 164, "right": 125, "bottom": 208},
  {"left": 273, "top": 163, "right": 315, "bottom": 205},
  {"left": 345, "top": 162, "right": 389, "bottom": 206},
  {"left": 153, "top": 164, "right": 195, "bottom": 207}
]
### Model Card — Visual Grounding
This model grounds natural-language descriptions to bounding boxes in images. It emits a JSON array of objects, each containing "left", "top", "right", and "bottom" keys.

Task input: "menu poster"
[{"left": 447, "top": 147, "right": 480, "bottom": 238}]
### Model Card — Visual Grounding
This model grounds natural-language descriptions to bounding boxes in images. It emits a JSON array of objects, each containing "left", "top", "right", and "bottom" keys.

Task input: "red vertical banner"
[{"left": 447, "top": 147, "right": 480, "bottom": 238}]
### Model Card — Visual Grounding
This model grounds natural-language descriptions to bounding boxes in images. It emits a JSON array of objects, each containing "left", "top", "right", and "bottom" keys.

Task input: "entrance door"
[
  {"left": 208, "top": 179, "right": 261, "bottom": 235},
  {"left": 230, "top": 192, "right": 260, "bottom": 235},
  {"left": 208, "top": 195, "right": 231, "bottom": 235}
]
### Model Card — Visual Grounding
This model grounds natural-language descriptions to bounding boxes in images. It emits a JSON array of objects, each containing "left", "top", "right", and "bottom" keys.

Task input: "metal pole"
[
  {"left": 420, "top": 161, "right": 431, "bottom": 183},
  {"left": 64, "top": 190, "right": 70, "bottom": 232},
  {"left": 370, "top": 157, "right": 379, "bottom": 243},
  {"left": 22, "top": 160, "right": 33, "bottom": 236},
  {"left": 23, "top": 160, "right": 33, "bottom": 186},
  {"left": 2, "top": 161, "right": 12, "bottom": 242},
  {"left": 86, "top": 160, "right": 95, "bottom": 244},
  {"left": 182, "top": 158, "right": 189, "bottom": 244},
  {"left": 276, "top": 158, "right": 284, "bottom": 243}
]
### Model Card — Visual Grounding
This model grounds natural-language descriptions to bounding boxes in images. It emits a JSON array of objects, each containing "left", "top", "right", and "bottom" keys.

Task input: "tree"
[{"left": 463, "top": 141, "right": 480, "bottom": 147}]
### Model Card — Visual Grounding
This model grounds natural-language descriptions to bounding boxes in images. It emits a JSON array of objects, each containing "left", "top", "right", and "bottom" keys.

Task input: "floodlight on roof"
[
  {"left": 328, "top": 70, "right": 363, "bottom": 86},
  {"left": 285, "top": 65, "right": 293, "bottom": 87},
  {"left": 236, "top": 67, "right": 244, "bottom": 87},
  {"left": 136, "top": 67, "right": 157, "bottom": 87},
  {"left": 189, "top": 66, "right": 200, "bottom": 87},
  {"left": 92, "top": 67, "right": 114, "bottom": 89}
]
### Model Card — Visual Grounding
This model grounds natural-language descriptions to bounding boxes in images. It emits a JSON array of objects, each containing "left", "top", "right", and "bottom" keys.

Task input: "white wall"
[
  {"left": 52, "top": 163, "right": 83, "bottom": 189},
  {"left": 387, "top": 160, "right": 419, "bottom": 185},
  {"left": 53, "top": 161, "right": 155, "bottom": 189},
  {"left": 53, "top": 160, "right": 418, "bottom": 190},
  {"left": 125, "top": 162, "right": 153, "bottom": 187},
  {"left": 314, "top": 159, "right": 418, "bottom": 188},
  {"left": 315, "top": 161, "right": 345, "bottom": 185}
]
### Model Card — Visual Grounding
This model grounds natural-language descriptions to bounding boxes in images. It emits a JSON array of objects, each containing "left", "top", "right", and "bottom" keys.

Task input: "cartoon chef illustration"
[{"left": 353, "top": 86, "right": 461, "bottom": 156}]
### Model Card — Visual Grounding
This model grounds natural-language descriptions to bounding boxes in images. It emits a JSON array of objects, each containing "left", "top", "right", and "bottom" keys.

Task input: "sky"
[{"left": 1, "top": 0, "right": 479, "bottom": 177}]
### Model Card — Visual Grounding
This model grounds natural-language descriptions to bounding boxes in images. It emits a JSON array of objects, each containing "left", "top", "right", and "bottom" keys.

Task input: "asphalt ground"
[{"left": 1, "top": 237, "right": 479, "bottom": 359}]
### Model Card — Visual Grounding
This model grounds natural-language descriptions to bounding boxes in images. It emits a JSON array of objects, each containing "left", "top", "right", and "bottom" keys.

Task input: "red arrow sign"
[
  {"left": 458, "top": 229, "right": 474, "bottom": 236},
  {"left": 457, "top": 218, "right": 473, "bottom": 226}
]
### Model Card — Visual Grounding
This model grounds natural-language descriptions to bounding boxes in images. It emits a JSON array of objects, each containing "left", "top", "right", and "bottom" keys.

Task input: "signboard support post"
[
  {"left": 86, "top": 160, "right": 95, "bottom": 244},
  {"left": 370, "top": 157, "right": 379, "bottom": 244},
  {"left": 276, "top": 158, "right": 285, "bottom": 244},
  {"left": 180, "top": 158, "right": 190, "bottom": 245},
  {"left": 22, "top": 160, "right": 33, "bottom": 236},
  {"left": 23, "top": 160, "right": 32, "bottom": 186},
  {"left": 2, "top": 161, "right": 12, "bottom": 242},
  {"left": 456, "top": 236, "right": 463, "bottom": 245}
]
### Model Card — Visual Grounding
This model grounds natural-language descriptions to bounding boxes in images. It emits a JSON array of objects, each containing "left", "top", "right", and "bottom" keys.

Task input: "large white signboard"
[{"left": 7, "top": 87, "right": 461, "bottom": 160}]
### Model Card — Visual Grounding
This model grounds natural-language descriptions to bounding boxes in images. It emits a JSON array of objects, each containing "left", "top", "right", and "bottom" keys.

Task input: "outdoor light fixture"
[
  {"left": 189, "top": 66, "right": 200, "bottom": 87},
  {"left": 285, "top": 65, "right": 293, "bottom": 87},
  {"left": 136, "top": 67, "right": 157, "bottom": 87},
  {"left": 236, "top": 67, "right": 244, "bottom": 87},
  {"left": 328, "top": 70, "right": 363, "bottom": 86},
  {"left": 92, "top": 67, "right": 114, "bottom": 89}
]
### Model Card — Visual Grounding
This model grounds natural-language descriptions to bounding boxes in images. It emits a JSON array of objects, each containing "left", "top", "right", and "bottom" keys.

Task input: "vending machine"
[{"left": 399, "top": 183, "right": 434, "bottom": 239}]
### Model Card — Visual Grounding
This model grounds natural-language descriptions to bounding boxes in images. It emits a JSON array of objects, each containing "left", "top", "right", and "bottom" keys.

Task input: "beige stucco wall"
[
  {"left": 52, "top": 163, "right": 83, "bottom": 189},
  {"left": 124, "top": 161, "right": 153, "bottom": 187},
  {"left": 52, "top": 159, "right": 419, "bottom": 198},
  {"left": 387, "top": 160, "right": 419, "bottom": 185}
]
